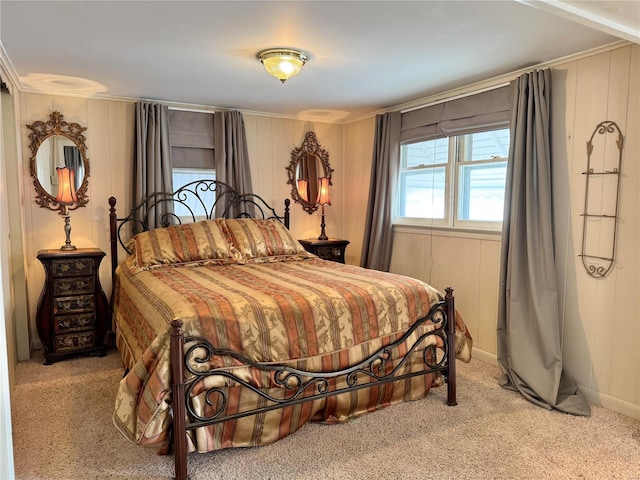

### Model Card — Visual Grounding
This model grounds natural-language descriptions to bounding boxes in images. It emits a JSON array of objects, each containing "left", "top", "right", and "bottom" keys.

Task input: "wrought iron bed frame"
[{"left": 108, "top": 180, "right": 457, "bottom": 480}]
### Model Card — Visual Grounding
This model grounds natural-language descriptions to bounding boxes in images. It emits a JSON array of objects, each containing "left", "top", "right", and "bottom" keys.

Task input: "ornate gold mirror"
[
  {"left": 27, "top": 111, "right": 90, "bottom": 212},
  {"left": 286, "top": 131, "right": 333, "bottom": 214}
]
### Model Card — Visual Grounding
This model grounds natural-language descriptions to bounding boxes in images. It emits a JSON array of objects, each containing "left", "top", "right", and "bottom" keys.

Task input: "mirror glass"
[
  {"left": 27, "top": 111, "right": 90, "bottom": 212},
  {"left": 287, "top": 131, "right": 333, "bottom": 214},
  {"left": 295, "top": 153, "right": 322, "bottom": 204},
  {"left": 34, "top": 136, "right": 85, "bottom": 197}
]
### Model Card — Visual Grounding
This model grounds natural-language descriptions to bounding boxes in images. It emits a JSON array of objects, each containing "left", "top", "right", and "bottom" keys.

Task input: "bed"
[{"left": 108, "top": 180, "right": 472, "bottom": 480}]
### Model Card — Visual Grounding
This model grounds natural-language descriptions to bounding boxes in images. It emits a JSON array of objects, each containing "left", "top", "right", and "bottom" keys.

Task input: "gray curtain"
[
  {"left": 497, "top": 69, "right": 590, "bottom": 416},
  {"left": 214, "top": 110, "right": 254, "bottom": 217},
  {"left": 360, "top": 112, "right": 401, "bottom": 271},
  {"left": 134, "top": 102, "right": 173, "bottom": 230}
]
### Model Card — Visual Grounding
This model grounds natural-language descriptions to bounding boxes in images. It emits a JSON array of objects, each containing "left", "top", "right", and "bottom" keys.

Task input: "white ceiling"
[{"left": 1, "top": 1, "right": 638, "bottom": 123}]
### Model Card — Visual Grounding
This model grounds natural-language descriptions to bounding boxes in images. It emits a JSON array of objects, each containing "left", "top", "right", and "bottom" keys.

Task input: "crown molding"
[{"left": 0, "top": 41, "right": 23, "bottom": 92}]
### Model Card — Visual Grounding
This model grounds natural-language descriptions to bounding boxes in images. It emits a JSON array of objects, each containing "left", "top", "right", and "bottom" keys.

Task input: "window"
[
  {"left": 172, "top": 168, "right": 216, "bottom": 220},
  {"left": 396, "top": 128, "right": 509, "bottom": 229}
]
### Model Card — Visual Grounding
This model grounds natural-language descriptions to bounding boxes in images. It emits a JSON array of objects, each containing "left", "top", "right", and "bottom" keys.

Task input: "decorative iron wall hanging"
[{"left": 580, "top": 121, "right": 624, "bottom": 278}]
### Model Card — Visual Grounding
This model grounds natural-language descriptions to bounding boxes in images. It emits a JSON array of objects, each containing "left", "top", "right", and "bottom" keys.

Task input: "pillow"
[
  {"left": 223, "top": 218, "right": 312, "bottom": 262},
  {"left": 129, "top": 219, "right": 241, "bottom": 271}
]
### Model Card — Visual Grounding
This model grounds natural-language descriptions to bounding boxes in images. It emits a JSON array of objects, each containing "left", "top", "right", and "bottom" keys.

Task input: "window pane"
[
  {"left": 463, "top": 129, "right": 510, "bottom": 161},
  {"left": 403, "top": 138, "right": 449, "bottom": 167},
  {"left": 172, "top": 168, "right": 216, "bottom": 219},
  {"left": 397, "top": 127, "right": 509, "bottom": 228},
  {"left": 398, "top": 167, "right": 446, "bottom": 218},
  {"left": 457, "top": 162, "right": 506, "bottom": 221}
]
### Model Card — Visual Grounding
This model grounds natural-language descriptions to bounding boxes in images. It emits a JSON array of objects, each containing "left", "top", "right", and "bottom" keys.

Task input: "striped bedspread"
[{"left": 112, "top": 256, "right": 472, "bottom": 452}]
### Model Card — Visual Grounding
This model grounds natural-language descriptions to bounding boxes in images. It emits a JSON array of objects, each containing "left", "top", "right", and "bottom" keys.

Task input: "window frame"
[
  {"left": 394, "top": 128, "right": 509, "bottom": 231},
  {"left": 396, "top": 137, "right": 453, "bottom": 227}
]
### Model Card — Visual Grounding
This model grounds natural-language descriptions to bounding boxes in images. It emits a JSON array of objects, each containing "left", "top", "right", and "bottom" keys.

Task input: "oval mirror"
[
  {"left": 27, "top": 111, "right": 90, "bottom": 212},
  {"left": 34, "top": 136, "right": 85, "bottom": 197},
  {"left": 286, "top": 131, "right": 333, "bottom": 214}
]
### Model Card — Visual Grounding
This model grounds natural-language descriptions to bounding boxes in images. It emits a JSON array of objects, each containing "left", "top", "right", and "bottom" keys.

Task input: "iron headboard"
[{"left": 108, "top": 179, "right": 290, "bottom": 280}]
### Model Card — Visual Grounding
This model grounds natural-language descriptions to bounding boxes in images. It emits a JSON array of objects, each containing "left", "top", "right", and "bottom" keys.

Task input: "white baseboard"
[
  {"left": 471, "top": 347, "right": 497, "bottom": 365},
  {"left": 470, "top": 348, "right": 640, "bottom": 420},
  {"left": 579, "top": 386, "right": 640, "bottom": 421}
]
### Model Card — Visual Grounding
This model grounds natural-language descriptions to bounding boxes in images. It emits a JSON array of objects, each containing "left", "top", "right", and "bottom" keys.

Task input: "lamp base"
[
  {"left": 60, "top": 212, "right": 76, "bottom": 251},
  {"left": 318, "top": 206, "right": 328, "bottom": 240}
]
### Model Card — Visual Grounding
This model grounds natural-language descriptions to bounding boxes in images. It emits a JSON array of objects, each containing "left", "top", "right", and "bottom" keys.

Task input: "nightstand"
[
  {"left": 36, "top": 248, "right": 109, "bottom": 365},
  {"left": 299, "top": 238, "right": 350, "bottom": 264}
]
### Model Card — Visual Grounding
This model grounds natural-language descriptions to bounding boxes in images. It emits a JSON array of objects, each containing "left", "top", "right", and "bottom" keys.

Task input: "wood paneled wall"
[
  {"left": 551, "top": 45, "right": 639, "bottom": 417},
  {"left": 343, "top": 117, "right": 375, "bottom": 266},
  {"left": 389, "top": 228, "right": 502, "bottom": 358}
]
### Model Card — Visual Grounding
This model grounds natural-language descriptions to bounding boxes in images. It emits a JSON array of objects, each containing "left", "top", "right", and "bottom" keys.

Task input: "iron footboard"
[{"left": 169, "top": 287, "right": 457, "bottom": 480}]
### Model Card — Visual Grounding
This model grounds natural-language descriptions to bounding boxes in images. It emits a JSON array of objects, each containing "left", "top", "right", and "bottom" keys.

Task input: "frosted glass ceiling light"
[{"left": 257, "top": 48, "right": 309, "bottom": 84}]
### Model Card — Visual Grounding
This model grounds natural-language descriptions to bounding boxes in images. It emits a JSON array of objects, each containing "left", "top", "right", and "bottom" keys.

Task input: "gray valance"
[
  {"left": 401, "top": 86, "right": 510, "bottom": 143},
  {"left": 169, "top": 110, "right": 215, "bottom": 169}
]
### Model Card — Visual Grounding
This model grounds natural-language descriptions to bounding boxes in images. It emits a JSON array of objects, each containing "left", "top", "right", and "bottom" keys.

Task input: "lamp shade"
[
  {"left": 316, "top": 177, "right": 331, "bottom": 206},
  {"left": 258, "top": 48, "right": 308, "bottom": 83},
  {"left": 55, "top": 167, "right": 78, "bottom": 205}
]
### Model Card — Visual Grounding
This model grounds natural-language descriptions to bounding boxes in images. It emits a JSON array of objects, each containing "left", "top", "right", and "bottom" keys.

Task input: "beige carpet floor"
[{"left": 10, "top": 348, "right": 640, "bottom": 480}]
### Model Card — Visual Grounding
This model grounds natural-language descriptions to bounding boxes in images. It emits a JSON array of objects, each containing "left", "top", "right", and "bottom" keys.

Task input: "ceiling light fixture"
[{"left": 257, "top": 48, "right": 309, "bottom": 84}]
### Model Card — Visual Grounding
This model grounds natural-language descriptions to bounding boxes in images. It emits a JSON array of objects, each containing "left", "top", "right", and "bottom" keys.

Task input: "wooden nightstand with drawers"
[
  {"left": 299, "top": 238, "right": 350, "bottom": 264},
  {"left": 36, "top": 248, "right": 109, "bottom": 365}
]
